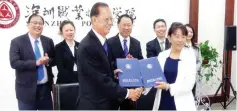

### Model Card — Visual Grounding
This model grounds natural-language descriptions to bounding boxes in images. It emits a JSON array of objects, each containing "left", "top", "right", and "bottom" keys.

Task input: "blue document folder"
[
  {"left": 139, "top": 57, "right": 167, "bottom": 87},
  {"left": 116, "top": 58, "right": 143, "bottom": 87}
]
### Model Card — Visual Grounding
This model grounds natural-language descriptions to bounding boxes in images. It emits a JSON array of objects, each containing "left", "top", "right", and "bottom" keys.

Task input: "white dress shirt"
[
  {"left": 92, "top": 28, "right": 106, "bottom": 45},
  {"left": 66, "top": 40, "right": 77, "bottom": 71},
  {"left": 157, "top": 37, "right": 166, "bottom": 51},
  {"left": 92, "top": 29, "right": 129, "bottom": 99},
  {"left": 66, "top": 40, "right": 75, "bottom": 56},
  {"left": 28, "top": 33, "right": 48, "bottom": 84},
  {"left": 119, "top": 34, "right": 130, "bottom": 51}
]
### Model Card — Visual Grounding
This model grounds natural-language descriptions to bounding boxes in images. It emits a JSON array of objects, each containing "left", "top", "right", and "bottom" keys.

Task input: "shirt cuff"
[{"left": 166, "top": 83, "right": 170, "bottom": 91}]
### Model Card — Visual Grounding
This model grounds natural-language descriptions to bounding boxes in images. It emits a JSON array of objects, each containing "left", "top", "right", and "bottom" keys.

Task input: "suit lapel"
[
  {"left": 74, "top": 42, "right": 79, "bottom": 62},
  {"left": 89, "top": 30, "right": 110, "bottom": 65},
  {"left": 75, "top": 41, "right": 79, "bottom": 51},
  {"left": 115, "top": 35, "right": 125, "bottom": 58},
  {"left": 129, "top": 37, "right": 135, "bottom": 55},
  {"left": 154, "top": 38, "right": 161, "bottom": 53},
  {"left": 62, "top": 40, "right": 74, "bottom": 57},
  {"left": 89, "top": 30, "right": 107, "bottom": 56},
  {"left": 40, "top": 36, "right": 47, "bottom": 55},
  {"left": 24, "top": 34, "right": 35, "bottom": 59},
  {"left": 72, "top": 42, "right": 79, "bottom": 65}
]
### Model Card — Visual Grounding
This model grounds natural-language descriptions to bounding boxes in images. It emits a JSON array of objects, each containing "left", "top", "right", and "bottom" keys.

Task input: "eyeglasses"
[
  {"left": 104, "top": 17, "right": 114, "bottom": 23},
  {"left": 29, "top": 21, "right": 44, "bottom": 26},
  {"left": 96, "top": 16, "right": 114, "bottom": 23}
]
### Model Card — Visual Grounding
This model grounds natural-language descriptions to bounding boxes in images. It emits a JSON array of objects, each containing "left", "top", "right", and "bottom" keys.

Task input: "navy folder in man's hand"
[
  {"left": 116, "top": 58, "right": 143, "bottom": 87},
  {"left": 139, "top": 57, "right": 167, "bottom": 87}
]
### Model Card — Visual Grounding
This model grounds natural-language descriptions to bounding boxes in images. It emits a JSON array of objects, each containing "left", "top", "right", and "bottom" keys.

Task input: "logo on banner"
[{"left": 0, "top": 0, "right": 20, "bottom": 28}]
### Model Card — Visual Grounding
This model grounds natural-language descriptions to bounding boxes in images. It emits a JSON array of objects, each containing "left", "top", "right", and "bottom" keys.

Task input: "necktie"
[
  {"left": 160, "top": 41, "right": 165, "bottom": 51},
  {"left": 123, "top": 39, "right": 129, "bottom": 56},
  {"left": 103, "top": 41, "right": 108, "bottom": 56},
  {"left": 34, "top": 40, "right": 44, "bottom": 81}
]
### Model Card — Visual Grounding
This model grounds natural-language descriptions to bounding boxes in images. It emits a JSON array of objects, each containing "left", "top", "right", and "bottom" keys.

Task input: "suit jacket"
[
  {"left": 55, "top": 40, "right": 79, "bottom": 84},
  {"left": 144, "top": 48, "right": 196, "bottom": 111},
  {"left": 76, "top": 30, "right": 127, "bottom": 110},
  {"left": 107, "top": 34, "right": 144, "bottom": 109},
  {"left": 107, "top": 34, "right": 143, "bottom": 70},
  {"left": 146, "top": 38, "right": 170, "bottom": 58},
  {"left": 9, "top": 33, "right": 55, "bottom": 103}
]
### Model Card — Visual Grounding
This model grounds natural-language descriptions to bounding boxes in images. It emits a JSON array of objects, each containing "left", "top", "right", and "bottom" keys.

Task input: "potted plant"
[
  {"left": 195, "top": 40, "right": 222, "bottom": 109},
  {"left": 199, "top": 40, "right": 222, "bottom": 81}
]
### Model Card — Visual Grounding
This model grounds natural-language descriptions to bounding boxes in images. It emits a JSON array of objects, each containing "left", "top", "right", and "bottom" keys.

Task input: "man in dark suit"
[
  {"left": 107, "top": 14, "right": 143, "bottom": 110},
  {"left": 9, "top": 14, "right": 55, "bottom": 110},
  {"left": 146, "top": 19, "right": 171, "bottom": 58},
  {"left": 140, "top": 19, "right": 170, "bottom": 110},
  {"left": 76, "top": 2, "right": 142, "bottom": 110}
]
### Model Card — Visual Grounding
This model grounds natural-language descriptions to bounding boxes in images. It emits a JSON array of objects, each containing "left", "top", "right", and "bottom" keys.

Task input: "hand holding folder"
[
  {"left": 139, "top": 57, "right": 167, "bottom": 87},
  {"left": 116, "top": 58, "right": 143, "bottom": 87},
  {"left": 116, "top": 57, "right": 167, "bottom": 88}
]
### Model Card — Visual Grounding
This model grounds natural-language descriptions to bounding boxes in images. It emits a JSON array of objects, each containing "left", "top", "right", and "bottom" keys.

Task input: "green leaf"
[{"left": 200, "top": 40, "right": 222, "bottom": 82}]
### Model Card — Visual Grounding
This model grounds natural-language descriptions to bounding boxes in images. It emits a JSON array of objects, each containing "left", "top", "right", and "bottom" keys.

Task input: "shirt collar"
[
  {"left": 66, "top": 40, "right": 75, "bottom": 48},
  {"left": 28, "top": 33, "right": 40, "bottom": 43},
  {"left": 157, "top": 37, "right": 166, "bottom": 43},
  {"left": 92, "top": 28, "right": 106, "bottom": 45},
  {"left": 119, "top": 33, "right": 130, "bottom": 43}
]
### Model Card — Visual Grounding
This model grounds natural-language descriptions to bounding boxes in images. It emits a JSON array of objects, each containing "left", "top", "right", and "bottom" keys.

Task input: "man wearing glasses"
[
  {"left": 9, "top": 14, "right": 55, "bottom": 110},
  {"left": 76, "top": 2, "right": 142, "bottom": 110}
]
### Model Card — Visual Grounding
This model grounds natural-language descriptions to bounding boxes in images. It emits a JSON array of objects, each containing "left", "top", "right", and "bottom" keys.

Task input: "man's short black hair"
[
  {"left": 153, "top": 19, "right": 166, "bottom": 29},
  {"left": 117, "top": 14, "right": 133, "bottom": 24},
  {"left": 27, "top": 14, "right": 44, "bottom": 24}
]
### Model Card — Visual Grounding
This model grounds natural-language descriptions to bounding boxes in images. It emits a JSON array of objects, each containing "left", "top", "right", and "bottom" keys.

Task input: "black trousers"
[{"left": 17, "top": 84, "right": 53, "bottom": 110}]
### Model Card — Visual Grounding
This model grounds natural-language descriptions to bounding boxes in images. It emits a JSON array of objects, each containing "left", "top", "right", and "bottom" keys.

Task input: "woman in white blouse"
[
  {"left": 185, "top": 24, "right": 202, "bottom": 96},
  {"left": 143, "top": 22, "right": 197, "bottom": 111}
]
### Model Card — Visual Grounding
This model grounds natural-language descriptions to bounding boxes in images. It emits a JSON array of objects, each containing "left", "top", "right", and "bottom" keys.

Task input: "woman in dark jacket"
[{"left": 55, "top": 20, "right": 79, "bottom": 84}]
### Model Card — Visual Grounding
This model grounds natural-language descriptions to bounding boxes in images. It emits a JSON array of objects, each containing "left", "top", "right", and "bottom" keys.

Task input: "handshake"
[
  {"left": 128, "top": 87, "right": 144, "bottom": 101},
  {"left": 114, "top": 68, "right": 144, "bottom": 101}
]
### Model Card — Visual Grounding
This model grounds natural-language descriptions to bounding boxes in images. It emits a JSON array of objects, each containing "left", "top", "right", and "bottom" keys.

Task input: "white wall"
[
  {"left": 198, "top": 0, "right": 225, "bottom": 95},
  {"left": 230, "top": 0, "right": 236, "bottom": 96},
  {"left": 0, "top": 0, "right": 189, "bottom": 110}
]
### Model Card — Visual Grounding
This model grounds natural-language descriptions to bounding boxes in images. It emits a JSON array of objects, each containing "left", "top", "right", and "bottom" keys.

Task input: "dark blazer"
[
  {"left": 107, "top": 34, "right": 143, "bottom": 110},
  {"left": 146, "top": 38, "right": 170, "bottom": 58},
  {"left": 9, "top": 33, "right": 55, "bottom": 103},
  {"left": 107, "top": 34, "right": 144, "bottom": 70},
  {"left": 76, "top": 30, "right": 127, "bottom": 110},
  {"left": 55, "top": 40, "right": 79, "bottom": 84}
]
